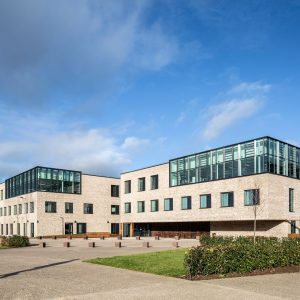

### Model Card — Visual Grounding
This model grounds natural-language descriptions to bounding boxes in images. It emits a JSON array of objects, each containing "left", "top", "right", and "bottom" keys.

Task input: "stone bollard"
[
  {"left": 100, "top": 236, "right": 105, "bottom": 240},
  {"left": 115, "top": 242, "right": 121, "bottom": 248},
  {"left": 83, "top": 236, "right": 88, "bottom": 240},
  {"left": 142, "top": 242, "right": 149, "bottom": 248},
  {"left": 172, "top": 242, "right": 179, "bottom": 248},
  {"left": 136, "top": 236, "right": 141, "bottom": 240},
  {"left": 117, "top": 236, "right": 122, "bottom": 240},
  {"left": 63, "top": 242, "right": 70, "bottom": 248},
  {"left": 155, "top": 236, "right": 160, "bottom": 240},
  {"left": 53, "top": 236, "right": 57, "bottom": 240},
  {"left": 68, "top": 236, "right": 72, "bottom": 240},
  {"left": 40, "top": 242, "right": 46, "bottom": 248},
  {"left": 89, "top": 242, "right": 95, "bottom": 248},
  {"left": 38, "top": 236, "right": 43, "bottom": 240},
  {"left": 174, "top": 235, "right": 180, "bottom": 240}
]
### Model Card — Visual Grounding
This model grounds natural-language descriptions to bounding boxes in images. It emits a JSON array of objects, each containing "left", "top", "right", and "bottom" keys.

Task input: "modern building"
[
  {"left": 0, "top": 137, "right": 300, "bottom": 238},
  {"left": 0, "top": 166, "right": 120, "bottom": 237},
  {"left": 120, "top": 137, "right": 300, "bottom": 238}
]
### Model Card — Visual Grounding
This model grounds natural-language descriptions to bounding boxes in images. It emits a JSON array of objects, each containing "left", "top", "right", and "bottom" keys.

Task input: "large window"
[
  {"left": 181, "top": 196, "right": 191, "bottom": 210},
  {"left": 111, "top": 223, "right": 119, "bottom": 234},
  {"left": 45, "top": 201, "right": 56, "bottom": 213},
  {"left": 124, "top": 202, "right": 131, "bottom": 213},
  {"left": 65, "top": 202, "right": 73, "bottom": 213},
  {"left": 24, "top": 203, "right": 28, "bottom": 214},
  {"left": 164, "top": 198, "right": 173, "bottom": 211},
  {"left": 29, "top": 202, "right": 34, "bottom": 213},
  {"left": 244, "top": 189, "right": 260, "bottom": 206},
  {"left": 84, "top": 203, "right": 93, "bottom": 214},
  {"left": 5, "top": 167, "right": 81, "bottom": 199},
  {"left": 137, "top": 201, "right": 145, "bottom": 213},
  {"left": 200, "top": 194, "right": 211, "bottom": 209},
  {"left": 14, "top": 205, "right": 17, "bottom": 215},
  {"left": 124, "top": 180, "right": 131, "bottom": 194},
  {"left": 221, "top": 192, "right": 234, "bottom": 207},
  {"left": 151, "top": 175, "right": 159, "bottom": 190},
  {"left": 77, "top": 223, "right": 86, "bottom": 234},
  {"left": 138, "top": 177, "right": 145, "bottom": 192},
  {"left": 291, "top": 221, "right": 297, "bottom": 234},
  {"left": 151, "top": 200, "right": 159, "bottom": 212},
  {"left": 111, "top": 185, "right": 119, "bottom": 197},
  {"left": 111, "top": 205, "right": 119, "bottom": 215},
  {"left": 289, "top": 188, "right": 294, "bottom": 212},
  {"left": 169, "top": 137, "right": 300, "bottom": 187}
]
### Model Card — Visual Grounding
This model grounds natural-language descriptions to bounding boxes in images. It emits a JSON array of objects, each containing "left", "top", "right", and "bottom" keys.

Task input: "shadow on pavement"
[{"left": 0, "top": 259, "right": 79, "bottom": 279}]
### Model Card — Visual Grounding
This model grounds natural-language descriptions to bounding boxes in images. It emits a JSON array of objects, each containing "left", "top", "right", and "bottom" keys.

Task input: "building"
[
  {"left": 0, "top": 166, "right": 120, "bottom": 237},
  {"left": 120, "top": 137, "right": 300, "bottom": 238},
  {"left": 0, "top": 136, "right": 300, "bottom": 238}
]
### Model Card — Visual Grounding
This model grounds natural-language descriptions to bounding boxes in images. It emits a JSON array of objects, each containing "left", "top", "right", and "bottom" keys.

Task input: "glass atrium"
[
  {"left": 5, "top": 167, "right": 81, "bottom": 199},
  {"left": 169, "top": 137, "right": 300, "bottom": 187}
]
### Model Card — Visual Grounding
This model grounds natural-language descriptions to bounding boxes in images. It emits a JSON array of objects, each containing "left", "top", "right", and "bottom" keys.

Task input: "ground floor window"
[
  {"left": 111, "top": 223, "right": 119, "bottom": 234},
  {"left": 291, "top": 220, "right": 297, "bottom": 234},
  {"left": 77, "top": 223, "right": 86, "bottom": 234},
  {"left": 30, "top": 223, "right": 34, "bottom": 237},
  {"left": 17, "top": 223, "right": 20, "bottom": 235},
  {"left": 65, "top": 223, "right": 73, "bottom": 234},
  {"left": 10, "top": 223, "right": 13, "bottom": 235}
]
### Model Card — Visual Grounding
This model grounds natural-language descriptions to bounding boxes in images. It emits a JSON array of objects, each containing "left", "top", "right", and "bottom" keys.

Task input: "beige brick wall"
[
  {"left": 120, "top": 163, "right": 300, "bottom": 237},
  {"left": 0, "top": 175, "right": 120, "bottom": 237}
]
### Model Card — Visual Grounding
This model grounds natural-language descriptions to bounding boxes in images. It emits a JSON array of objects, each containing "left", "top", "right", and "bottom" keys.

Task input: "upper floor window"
[
  {"left": 244, "top": 189, "right": 260, "bottom": 206},
  {"left": 164, "top": 198, "right": 173, "bottom": 211},
  {"left": 29, "top": 202, "right": 34, "bottom": 213},
  {"left": 124, "top": 180, "right": 131, "bottom": 194},
  {"left": 137, "top": 201, "right": 145, "bottom": 213},
  {"left": 289, "top": 188, "right": 294, "bottom": 212},
  {"left": 0, "top": 189, "right": 3, "bottom": 200},
  {"left": 200, "top": 194, "right": 211, "bottom": 209},
  {"left": 151, "top": 200, "right": 159, "bottom": 212},
  {"left": 181, "top": 196, "right": 191, "bottom": 210},
  {"left": 151, "top": 175, "right": 159, "bottom": 190},
  {"left": 0, "top": 208, "right": 2, "bottom": 217},
  {"left": 45, "top": 201, "right": 56, "bottom": 213},
  {"left": 221, "top": 192, "right": 234, "bottom": 207},
  {"left": 65, "top": 202, "right": 73, "bottom": 213},
  {"left": 138, "top": 177, "right": 146, "bottom": 192},
  {"left": 111, "top": 205, "right": 119, "bottom": 215},
  {"left": 84, "top": 203, "right": 93, "bottom": 214},
  {"left": 4, "top": 207, "right": 7, "bottom": 216},
  {"left": 18, "top": 204, "right": 22, "bottom": 214},
  {"left": 124, "top": 202, "right": 131, "bottom": 213},
  {"left": 8, "top": 206, "right": 11, "bottom": 215},
  {"left": 111, "top": 185, "right": 119, "bottom": 197},
  {"left": 14, "top": 205, "right": 17, "bottom": 215},
  {"left": 24, "top": 203, "right": 28, "bottom": 214}
]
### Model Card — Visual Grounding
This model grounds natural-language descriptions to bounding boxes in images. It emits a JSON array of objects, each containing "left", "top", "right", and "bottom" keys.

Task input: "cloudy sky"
[{"left": 0, "top": 0, "right": 300, "bottom": 181}]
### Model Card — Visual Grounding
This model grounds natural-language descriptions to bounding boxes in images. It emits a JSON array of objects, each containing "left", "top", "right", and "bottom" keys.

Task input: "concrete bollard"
[
  {"left": 142, "top": 242, "right": 149, "bottom": 248},
  {"left": 174, "top": 235, "right": 180, "bottom": 240},
  {"left": 155, "top": 236, "right": 160, "bottom": 240},
  {"left": 172, "top": 242, "right": 179, "bottom": 248},
  {"left": 136, "top": 236, "right": 141, "bottom": 240},
  {"left": 68, "top": 236, "right": 72, "bottom": 240},
  {"left": 89, "top": 242, "right": 95, "bottom": 248},
  {"left": 40, "top": 242, "right": 46, "bottom": 248},
  {"left": 53, "top": 236, "right": 57, "bottom": 240},
  {"left": 38, "top": 236, "right": 43, "bottom": 240},
  {"left": 100, "top": 236, "right": 105, "bottom": 240},
  {"left": 63, "top": 242, "right": 70, "bottom": 248},
  {"left": 117, "top": 236, "right": 122, "bottom": 240},
  {"left": 115, "top": 242, "right": 121, "bottom": 248},
  {"left": 83, "top": 236, "right": 88, "bottom": 240}
]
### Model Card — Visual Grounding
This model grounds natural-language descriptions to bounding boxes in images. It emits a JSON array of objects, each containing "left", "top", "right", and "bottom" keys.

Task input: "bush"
[
  {"left": 0, "top": 235, "right": 30, "bottom": 248},
  {"left": 185, "top": 236, "right": 300, "bottom": 277}
]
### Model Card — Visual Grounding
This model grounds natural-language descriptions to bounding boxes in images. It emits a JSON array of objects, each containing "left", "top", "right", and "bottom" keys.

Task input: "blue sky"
[{"left": 0, "top": 0, "right": 300, "bottom": 180}]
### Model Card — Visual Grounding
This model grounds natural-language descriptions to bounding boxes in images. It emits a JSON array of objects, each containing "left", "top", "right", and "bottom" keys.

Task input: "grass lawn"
[{"left": 86, "top": 249, "right": 187, "bottom": 277}]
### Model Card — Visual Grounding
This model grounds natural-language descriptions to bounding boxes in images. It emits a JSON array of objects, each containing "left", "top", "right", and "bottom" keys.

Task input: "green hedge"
[
  {"left": 0, "top": 235, "right": 30, "bottom": 248},
  {"left": 184, "top": 236, "right": 300, "bottom": 277}
]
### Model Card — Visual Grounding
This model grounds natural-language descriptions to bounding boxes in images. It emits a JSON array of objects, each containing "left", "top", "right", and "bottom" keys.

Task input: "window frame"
[
  {"left": 200, "top": 194, "right": 211, "bottom": 209},
  {"left": 150, "top": 199, "right": 159, "bottom": 212},
  {"left": 220, "top": 192, "right": 234, "bottom": 208},
  {"left": 164, "top": 198, "right": 173, "bottom": 211},
  {"left": 181, "top": 196, "right": 192, "bottom": 210}
]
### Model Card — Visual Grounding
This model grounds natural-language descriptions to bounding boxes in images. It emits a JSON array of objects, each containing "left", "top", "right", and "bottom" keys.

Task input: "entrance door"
[
  {"left": 123, "top": 223, "right": 130, "bottom": 237},
  {"left": 65, "top": 223, "right": 73, "bottom": 235}
]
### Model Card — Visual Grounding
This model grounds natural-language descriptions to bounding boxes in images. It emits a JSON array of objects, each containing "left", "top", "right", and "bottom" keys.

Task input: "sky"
[{"left": 0, "top": 0, "right": 300, "bottom": 181}]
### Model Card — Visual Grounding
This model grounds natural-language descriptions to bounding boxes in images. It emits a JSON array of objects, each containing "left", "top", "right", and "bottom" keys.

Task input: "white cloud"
[
  {"left": 121, "top": 136, "right": 149, "bottom": 151},
  {"left": 228, "top": 81, "right": 271, "bottom": 95},
  {"left": 202, "top": 98, "right": 261, "bottom": 140}
]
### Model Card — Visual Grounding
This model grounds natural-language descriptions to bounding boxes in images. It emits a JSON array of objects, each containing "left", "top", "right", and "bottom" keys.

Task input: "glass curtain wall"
[
  {"left": 170, "top": 137, "right": 300, "bottom": 187},
  {"left": 5, "top": 167, "right": 81, "bottom": 198}
]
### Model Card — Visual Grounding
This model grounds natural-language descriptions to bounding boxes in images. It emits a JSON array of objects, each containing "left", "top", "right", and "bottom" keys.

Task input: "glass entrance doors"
[{"left": 65, "top": 223, "right": 73, "bottom": 235}]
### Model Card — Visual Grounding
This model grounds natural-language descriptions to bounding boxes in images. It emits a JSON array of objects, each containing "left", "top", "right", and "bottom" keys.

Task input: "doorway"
[{"left": 65, "top": 223, "right": 73, "bottom": 235}]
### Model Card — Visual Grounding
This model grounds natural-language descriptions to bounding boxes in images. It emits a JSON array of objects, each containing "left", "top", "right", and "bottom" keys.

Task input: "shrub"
[
  {"left": 185, "top": 236, "right": 300, "bottom": 277},
  {"left": 0, "top": 235, "right": 30, "bottom": 248}
]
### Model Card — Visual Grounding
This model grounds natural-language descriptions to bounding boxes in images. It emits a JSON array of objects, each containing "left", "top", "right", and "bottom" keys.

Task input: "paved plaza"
[{"left": 0, "top": 237, "right": 299, "bottom": 299}]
